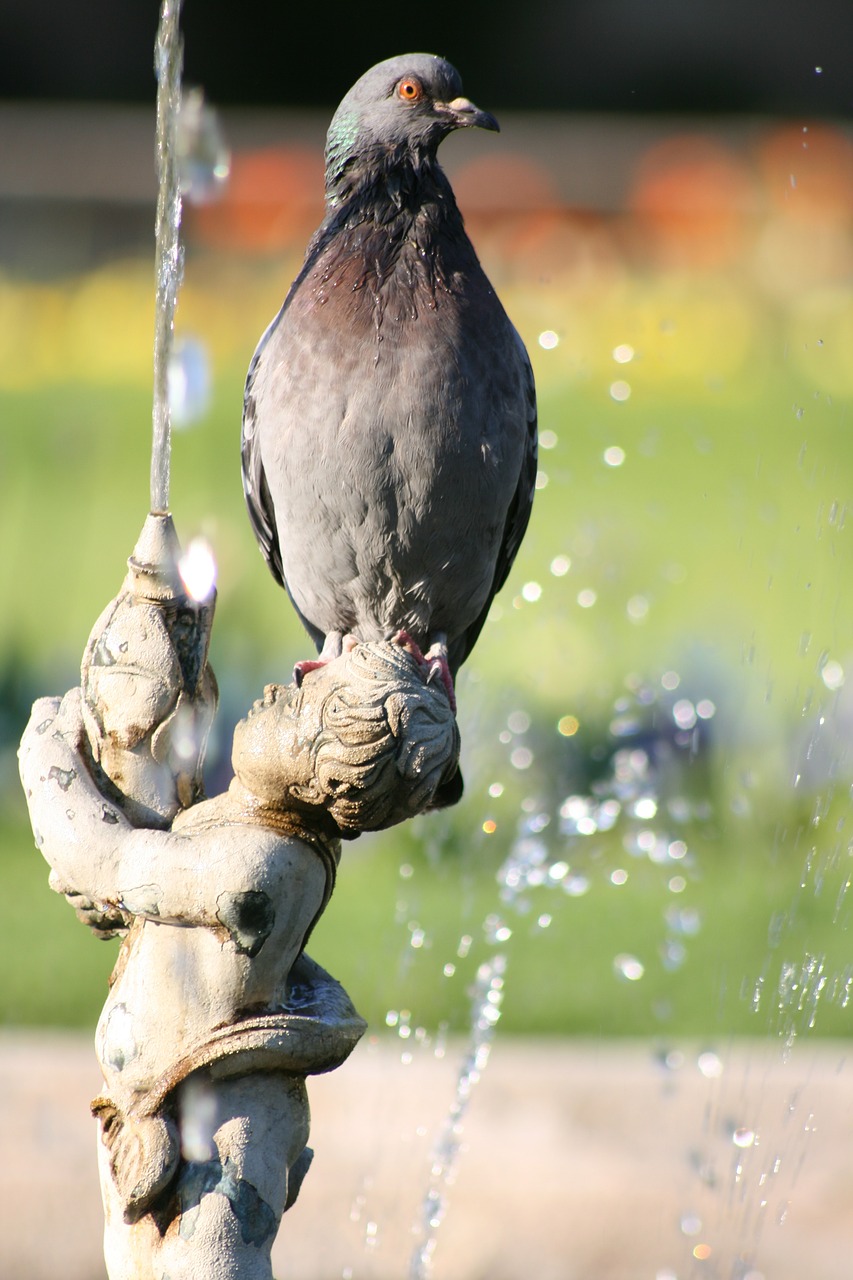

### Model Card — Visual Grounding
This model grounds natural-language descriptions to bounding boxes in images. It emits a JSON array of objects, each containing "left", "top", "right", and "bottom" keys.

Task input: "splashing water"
[
  {"left": 177, "top": 536, "right": 217, "bottom": 603},
  {"left": 150, "top": 0, "right": 185, "bottom": 515},
  {"left": 408, "top": 954, "right": 506, "bottom": 1279},
  {"left": 169, "top": 336, "right": 211, "bottom": 427},
  {"left": 175, "top": 86, "right": 230, "bottom": 204},
  {"left": 403, "top": 674, "right": 712, "bottom": 1277}
]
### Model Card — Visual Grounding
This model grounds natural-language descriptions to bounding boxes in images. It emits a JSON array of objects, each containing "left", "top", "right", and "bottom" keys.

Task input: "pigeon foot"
[
  {"left": 391, "top": 629, "right": 428, "bottom": 667},
  {"left": 293, "top": 631, "right": 351, "bottom": 686},
  {"left": 293, "top": 658, "right": 327, "bottom": 685},
  {"left": 392, "top": 631, "right": 456, "bottom": 713},
  {"left": 423, "top": 641, "right": 457, "bottom": 714}
]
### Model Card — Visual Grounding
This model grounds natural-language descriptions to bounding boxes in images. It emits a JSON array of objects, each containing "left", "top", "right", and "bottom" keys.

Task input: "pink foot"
[
  {"left": 293, "top": 657, "right": 329, "bottom": 685},
  {"left": 392, "top": 629, "right": 428, "bottom": 668},
  {"left": 424, "top": 646, "right": 456, "bottom": 714},
  {"left": 392, "top": 631, "right": 456, "bottom": 713},
  {"left": 293, "top": 631, "right": 353, "bottom": 685}
]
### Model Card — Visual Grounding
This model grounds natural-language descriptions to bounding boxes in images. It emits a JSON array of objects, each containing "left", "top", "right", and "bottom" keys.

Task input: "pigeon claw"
[
  {"left": 423, "top": 646, "right": 457, "bottom": 714},
  {"left": 391, "top": 631, "right": 457, "bottom": 713},
  {"left": 293, "top": 657, "right": 328, "bottom": 687},
  {"left": 391, "top": 629, "right": 429, "bottom": 668}
]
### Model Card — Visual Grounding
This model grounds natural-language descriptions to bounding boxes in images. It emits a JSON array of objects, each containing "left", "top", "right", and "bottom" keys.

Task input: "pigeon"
[{"left": 241, "top": 52, "right": 537, "bottom": 710}]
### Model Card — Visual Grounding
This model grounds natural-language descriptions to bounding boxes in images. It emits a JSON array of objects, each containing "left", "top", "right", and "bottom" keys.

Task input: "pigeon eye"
[{"left": 397, "top": 78, "right": 422, "bottom": 102}]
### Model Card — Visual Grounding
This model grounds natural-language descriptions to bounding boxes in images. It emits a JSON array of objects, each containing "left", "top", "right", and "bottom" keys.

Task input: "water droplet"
[
  {"left": 577, "top": 588, "right": 597, "bottom": 608},
  {"left": 482, "top": 819, "right": 497, "bottom": 835},
  {"left": 627, "top": 594, "right": 649, "bottom": 622},
  {"left": 661, "top": 670, "right": 680, "bottom": 691},
  {"left": 697, "top": 1051, "right": 724, "bottom": 1078},
  {"left": 176, "top": 88, "right": 231, "bottom": 204},
  {"left": 170, "top": 702, "right": 204, "bottom": 762},
  {"left": 550, "top": 554, "right": 571, "bottom": 576},
  {"left": 538, "top": 329, "right": 559, "bottom": 349},
  {"left": 667, "top": 906, "right": 701, "bottom": 935},
  {"left": 521, "top": 581, "right": 542, "bottom": 603},
  {"left": 610, "top": 868, "right": 628, "bottom": 885},
  {"left": 180, "top": 1075, "right": 218, "bottom": 1162},
  {"left": 539, "top": 429, "right": 558, "bottom": 449},
  {"left": 564, "top": 875, "right": 591, "bottom": 897},
  {"left": 508, "top": 710, "right": 531, "bottom": 734},
  {"left": 604, "top": 445, "right": 626, "bottom": 467},
  {"left": 610, "top": 379, "right": 631, "bottom": 401},
  {"left": 614, "top": 953, "right": 645, "bottom": 981},
  {"left": 484, "top": 913, "right": 512, "bottom": 944},
  {"left": 557, "top": 714, "right": 579, "bottom": 737},
  {"left": 178, "top": 536, "right": 217, "bottom": 602},
  {"left": 662, "top": 940, "right": 687, "bottom": 970},
  {"left": 821, "top": 660, "right": 844, "bottom": 690},
  {"left": 168, "top": 336, "right": 211, "bottom": 426},
  {"left": 612, "top": 343, "right": 634, "bottom": 364},
  {"left": 733, "top": 1127, "right": 756, "bottom": 1148},
  {"left": 672, "top": 699, "right": 697, "bottom": 730}
]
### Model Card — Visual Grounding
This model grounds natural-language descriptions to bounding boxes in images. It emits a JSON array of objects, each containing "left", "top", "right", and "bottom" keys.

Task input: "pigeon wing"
[
  {"left": 241, "top": 335, "right": 285, "bottom": 591},
  {"left": 451, "top": 336, "right": 538, "bottom": 672}
]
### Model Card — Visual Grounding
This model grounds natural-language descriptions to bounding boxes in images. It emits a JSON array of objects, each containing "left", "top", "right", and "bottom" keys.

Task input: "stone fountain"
[
  {"left": 19, "top": 512, "right": 459, "bottom": 1278},
  {"left": 16, "top": 4, "right": 461, "bottom": 1275}
]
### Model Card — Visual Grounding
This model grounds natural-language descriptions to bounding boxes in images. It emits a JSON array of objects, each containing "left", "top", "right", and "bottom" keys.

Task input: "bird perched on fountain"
[{"left": 242, "top": 52, "right": 537, "bottom": 711}]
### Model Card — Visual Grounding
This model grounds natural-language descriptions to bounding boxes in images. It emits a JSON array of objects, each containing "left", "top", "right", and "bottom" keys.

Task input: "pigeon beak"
[{"left": 438, "top": 96, "right": 500, "bottom": 133}]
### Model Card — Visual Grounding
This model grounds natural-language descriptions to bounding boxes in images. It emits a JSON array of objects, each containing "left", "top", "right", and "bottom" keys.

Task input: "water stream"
[
  {"left": 150, "top": 0, "right": 184, "bottom": 516},
  {"left": 404, "top": 674, "right": 713, "bottom": 1275}
]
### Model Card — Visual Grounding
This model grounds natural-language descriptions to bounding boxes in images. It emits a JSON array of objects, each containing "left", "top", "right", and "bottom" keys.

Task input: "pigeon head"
[{"left": 324, "top": 53, "right": 499, "bottom": 201}]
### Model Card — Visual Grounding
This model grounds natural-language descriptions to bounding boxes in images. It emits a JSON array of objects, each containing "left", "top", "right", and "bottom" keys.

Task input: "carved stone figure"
[{"left": 18, "top": 514, "right": 459, "bottom": 1280}]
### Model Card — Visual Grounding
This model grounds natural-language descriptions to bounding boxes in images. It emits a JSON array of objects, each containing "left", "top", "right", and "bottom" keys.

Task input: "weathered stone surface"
[
  {"left": 18, "top": 512, "right": 459, "bottom": 1279},
  {"left": 80, "top": 512, "right": 218, "bottom": 830}
]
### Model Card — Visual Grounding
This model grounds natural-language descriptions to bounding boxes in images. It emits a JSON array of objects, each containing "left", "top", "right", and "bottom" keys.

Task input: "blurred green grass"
[
  {"left": 4, "top": 352, "right": 851, "bottom": 1039},
  {"left": 3, "top": 160, "right": 853, "bottom": 1039}
]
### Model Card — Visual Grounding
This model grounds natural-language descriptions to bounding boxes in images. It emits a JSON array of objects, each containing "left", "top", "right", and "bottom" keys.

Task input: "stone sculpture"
[{"left": 19, "top": 514, "right": 460, "bottom": 1279}]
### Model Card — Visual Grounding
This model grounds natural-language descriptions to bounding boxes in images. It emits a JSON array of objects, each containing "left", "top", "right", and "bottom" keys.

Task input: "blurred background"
[
  {"left": 3, "top": 2, "right": 853, "bottom": 1276},
  {"left": 4, "top": 0, "right": 852, "bottom": 1033}
]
